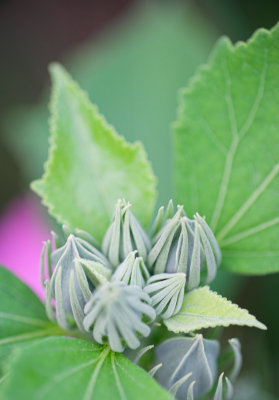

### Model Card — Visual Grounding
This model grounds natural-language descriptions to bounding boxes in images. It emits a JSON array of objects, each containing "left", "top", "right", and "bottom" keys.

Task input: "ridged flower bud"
[
  {"left": 102, "top": 199, "right": 151, "bottom": 268},
  {"left": 42, "top": 233, "right": 111, "bottom": 331},
  {"left": 151, "top": 199, "right": 175, "bottom": 236},
  {"left": 144, "top": 273, "right": 186, "bottom": 319},
  {"left": 112, "top": 251, "right": 150, "bottom": 288},
  {"left": 83, "top": 281, "right": 156, "bottom": 352},
  {"left": 148, "top": 205, "right": 221, "bottom": 290},
  {"left": 155, "top": 335, "right": 220, "bottom": 399}
]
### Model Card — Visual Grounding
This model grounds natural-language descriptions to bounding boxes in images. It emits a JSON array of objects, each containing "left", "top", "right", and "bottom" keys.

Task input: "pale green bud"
[
  {"left": 144, "top": 273, "right": 186, "bottom": 318},
  {"left": 43, "top": 233, "right": 111, "bottom": 331},
  {"left": 155, "top": 335, "right": 220, "bottom": 399},
  {"left": 148, "top": 205, "right": 221, "bottom": 290},
  {"left": 83, "top": 281, "right": 156, "bottom": 352},
  {"left": 112, "top": 251, "right": 150, "bottom": 288},
  {"left": 102, "top": 199, "right": 151, "bottom": 267}
]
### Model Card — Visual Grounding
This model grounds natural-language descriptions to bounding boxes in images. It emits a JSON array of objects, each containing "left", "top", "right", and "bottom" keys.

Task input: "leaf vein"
[
  {"left": 83, "top": 347, "right": 110, "bottom": 400},
  {"left": 218, "top": 163, "right": 279, "bottom": 241},
  {"left": 239, "top": 50, "right": 268, "bottom": 139},
  {"left": 221, "top": 217, "right": 279, "bottom": 246},
  {"left": 111, "top": 353, "right": 127, "bottom": 400},
  {"left": 0, "top": 312, "right": 49, "bottom": 327}
]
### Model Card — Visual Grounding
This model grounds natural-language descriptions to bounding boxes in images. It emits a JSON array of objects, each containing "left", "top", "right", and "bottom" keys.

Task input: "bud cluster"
[{"left": 41, "top": 199, "right": 221, "bottom": 352}]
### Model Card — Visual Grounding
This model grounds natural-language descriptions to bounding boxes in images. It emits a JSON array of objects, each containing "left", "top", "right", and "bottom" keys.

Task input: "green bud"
[
  {"left": 43, "top": 233, "right": 111, "bottom": 330},
  {"left": 83, "top": 281, "right": 156, "bottom": 352},
  {"left": 144, "top": 273, "right": 186, "bottom": 318},
  {"left": 151, "top": 199, "right": 175, "bottom": 236},
  {"left": 155, "top": 335, "right": 220, "bottom": 399},
  {"left": 112, "top": 251, "right": 150, "bottom": 288},
  {"left": 102, "top": 199, "right": 151, "bottom": 267},
  {"left": 148, "top": 205, "right": 221, "bottom": 290}
]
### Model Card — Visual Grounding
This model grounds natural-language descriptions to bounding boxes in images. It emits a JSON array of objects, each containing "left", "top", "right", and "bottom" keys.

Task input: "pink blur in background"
[{"left": 0, "top": 194, "right": 49, "bottom": 299}]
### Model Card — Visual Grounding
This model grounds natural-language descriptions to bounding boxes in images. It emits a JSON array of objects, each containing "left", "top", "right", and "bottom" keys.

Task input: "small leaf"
[
  {"left": 32, "top": 64, "right": 157, "bottom": 243},
  {"left": 164, "top": 286, "right": 266, "bottom": 333},
  {"left": 0, "top": 266, "right": 59, "bottom": 371},
  {"left": 174, "top": 23, "right": 279, "bottom": 274},
  {"left": 2, "top": 337, "right": 173, "bottom": 400}
]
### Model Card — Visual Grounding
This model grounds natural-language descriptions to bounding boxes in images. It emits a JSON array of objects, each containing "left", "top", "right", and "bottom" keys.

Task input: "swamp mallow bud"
[
  {"left": 102, "top": 199, "right": 151, "bottom": 268},
  {"left": 42, "top": 232, "right": 111, "bottom": 331},
  {"left": 148, "top": 205, "right": 221, "bottom": 290},
  {"left": 155, "top": 335, "right": 220, "bottom": 399},
  {"left": 144, "top": 273, "right": 186, "bottom": 319},
  {"left": 83, "top": 281, "right": 156, "bottom": 352},
  {"left": 112, "top": 251, "right": 150, "bottom": 288}
]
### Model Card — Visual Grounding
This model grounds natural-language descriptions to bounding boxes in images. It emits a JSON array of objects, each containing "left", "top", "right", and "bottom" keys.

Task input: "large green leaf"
[
  {"left": 32, "top": 64, "right": 157, "bottom": 242},
  {"left": 174, "top": 24, "right": 279, "bottom": 274},
  {"left": 2, "top": 336, "right": 173, "bottom": 400},
  {"left": 0, "top": 266, "right": 59, "bottom": 371},
  {"left": 164, "top": 286, "right": 266, "bottom": 333}
]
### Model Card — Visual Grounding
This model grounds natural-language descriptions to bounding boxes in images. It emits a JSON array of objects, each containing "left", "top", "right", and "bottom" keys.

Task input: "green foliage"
[
  {"left": 32, "top": 64, "right": 157, "bottom": 242},
  {"left": 0, "top": 266, "right": 60, "bottom": 371},
  {"left": 174, "top": 23, "right": 279, "bottom": 274},
  {"left": 1, "top": 337, "right": 173, "bottom": 400},
  {"left": 164, "top": 286, "right": 266, "bottom": 333}
]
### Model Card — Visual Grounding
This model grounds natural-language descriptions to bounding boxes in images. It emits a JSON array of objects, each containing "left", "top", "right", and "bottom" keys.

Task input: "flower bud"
[
  {"left": 112, "top": 251, "right": 150, "bottom": 288},
  {"left": 151, "top": 199, "right": 175, "bottom": 236},
  {"left": 144, "top": 273, "right": 186, "bottom": 319},
  {"left": 155, "top": 335, "right": 220, "bottom": 399},
  {"left": 148, "top": 206, "right": 221, "bottom": 290},
  {"left": 83, "top": 281, "right": 156, "bottom": 352},
  {"left": 102, "top": 199, "right": 151, "bottom": 267},
  {"left": 43, "top": 233, "right": 111, "bottom": 330}
]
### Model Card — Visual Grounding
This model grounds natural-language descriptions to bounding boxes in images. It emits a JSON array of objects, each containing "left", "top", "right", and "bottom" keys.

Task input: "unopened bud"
[
  {"left": 83, "top": 281, "right": 156, "bottom": 352},
  {"left": 148, "top": 205, "right": 221, "bottom": 290},
  {"left": 112, "top": 251, "right": 150, "bottom": 288},
  {"left": 43, "top": 233, "right": 111, "bottom": 330},
  {"left": 102, "top": 199, "right": 151, "bottom": 267}
]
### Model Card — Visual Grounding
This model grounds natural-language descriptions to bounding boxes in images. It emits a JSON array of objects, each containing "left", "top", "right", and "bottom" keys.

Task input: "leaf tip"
[
  {"left": 255, "top": 320, "right": 267, "bottom": 331},
  {"left": 49, "top": 62, "right": 65, "bottom": 78},
  {"left": 48, "top": 62, "right": 72, "bottom": 89},
  {"left": 30, "top": 179, "right": 44, "bottom": 196}
]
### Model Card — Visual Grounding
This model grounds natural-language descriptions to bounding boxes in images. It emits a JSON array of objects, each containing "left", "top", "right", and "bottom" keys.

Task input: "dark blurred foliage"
[
  {"left": 0, "top": 0, "right": 279, "bottom": 398},
  {"left": 0, "top": 0, "right": 135, "bottom": 107},
  {"left": 0, "top": 0, "right": 135, "bottom": 211}
]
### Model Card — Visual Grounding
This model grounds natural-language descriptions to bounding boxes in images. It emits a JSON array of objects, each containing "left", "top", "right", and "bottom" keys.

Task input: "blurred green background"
[{"left": 0, "top": 0, "right": 279, "bottom": 398}]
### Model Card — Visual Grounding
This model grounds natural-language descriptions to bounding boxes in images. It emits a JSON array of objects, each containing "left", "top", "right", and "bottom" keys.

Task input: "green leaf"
[
  {"left": 163, "top": 286, "right": 266, "bottom": 333},
  {"left": 2, "top": 336, "right": 173, "bottom": 400},
  {"left": 0, "top": 266, "right": 60, "bottom": 371},
  {"left": 174, "top": 24, "right": 279, "bottom": 274},
  {"left": 31, "top": 64, "right": 157, "bottom": 243}
]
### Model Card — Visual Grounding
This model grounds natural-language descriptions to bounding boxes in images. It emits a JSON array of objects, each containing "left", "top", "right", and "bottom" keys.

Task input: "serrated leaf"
[
  {"left": 2, "top": 336, "right": 173, "bottom": 400},
  {"left": 0, "top": 266, "right": 59, "bottom": 372},
  {"left": 164, "top": 286, "right": 266, "bottom": 333},
  {"left": 174, "top": 23, "right": 279, "bottom": 274},
  {"left": 31, "top": 64, "right": 157, "bottom": 243}
]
